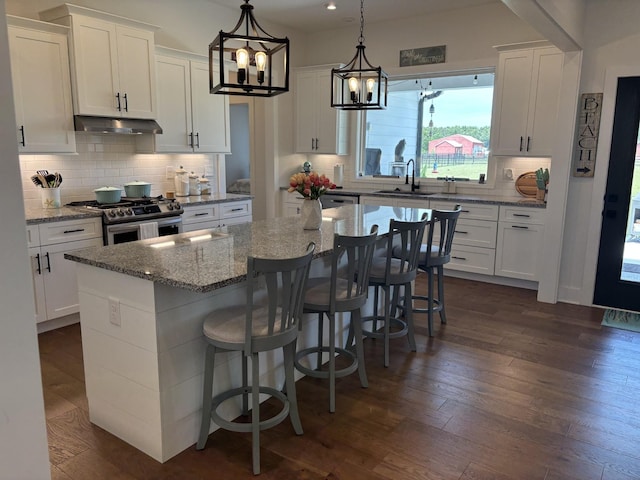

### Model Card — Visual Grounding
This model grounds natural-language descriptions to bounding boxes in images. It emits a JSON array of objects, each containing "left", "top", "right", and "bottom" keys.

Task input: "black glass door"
[{"left": 594, "top": 76, "right": 640, "bottom": 311}]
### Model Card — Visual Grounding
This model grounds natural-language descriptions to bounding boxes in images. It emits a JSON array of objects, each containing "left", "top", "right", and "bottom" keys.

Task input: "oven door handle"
[
  {"left": 107, "top": 224, "right": 139, "bottom": 234},
  {"left": 157, "top": 216, "right": 183, "bottom": 227}
]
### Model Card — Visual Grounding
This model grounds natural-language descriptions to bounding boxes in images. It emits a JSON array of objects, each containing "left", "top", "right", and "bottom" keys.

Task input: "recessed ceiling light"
[{"left": 326, "top": 2, "right": 337, "bottom": 10}]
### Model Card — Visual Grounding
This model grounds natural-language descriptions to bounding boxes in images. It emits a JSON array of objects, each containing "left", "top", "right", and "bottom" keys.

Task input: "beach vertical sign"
[{"left": 573, "top": 92, "right": 602, "bottom": 177}]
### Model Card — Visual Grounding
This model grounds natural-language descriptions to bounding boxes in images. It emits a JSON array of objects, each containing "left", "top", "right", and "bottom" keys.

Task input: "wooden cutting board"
[{"left": 515, "top": 171, "right": 539, "bottom": 198}]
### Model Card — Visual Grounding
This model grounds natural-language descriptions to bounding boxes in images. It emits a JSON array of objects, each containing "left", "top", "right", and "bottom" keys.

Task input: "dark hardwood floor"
[{"left": 39, "top": 276, "right": 640, "bottom": 479}]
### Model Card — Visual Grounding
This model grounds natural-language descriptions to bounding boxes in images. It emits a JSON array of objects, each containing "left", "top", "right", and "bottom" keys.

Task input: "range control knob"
[
  {"left": 167, "top": 203, "right": 174, "bottom": 210},
  {"left": 108, "top": 210, "right": 116, "bottom": 217},
  {"left": 125, "top": 208, "right": 133, "bottom": 215},
  {"left": 117, "top": 208, "right": 125, "bottom": 216},
  {"left": 174, "top": 202, "right": 181, "bottom": 209}
]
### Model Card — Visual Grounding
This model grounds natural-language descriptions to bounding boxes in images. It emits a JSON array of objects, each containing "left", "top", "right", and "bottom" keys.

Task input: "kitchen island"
[{"left": 65, "top": 204, "right": 428, "bottom": 462}]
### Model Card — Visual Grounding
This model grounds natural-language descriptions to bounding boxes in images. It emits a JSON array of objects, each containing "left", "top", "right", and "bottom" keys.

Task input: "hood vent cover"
[{"left": 74, "top": 116, "right": 163, "bottom": 134}]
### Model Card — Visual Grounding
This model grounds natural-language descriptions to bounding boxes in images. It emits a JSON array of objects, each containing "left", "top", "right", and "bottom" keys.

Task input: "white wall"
[{"left": 0, "top": 4, "right": 51, "bottom": 479}]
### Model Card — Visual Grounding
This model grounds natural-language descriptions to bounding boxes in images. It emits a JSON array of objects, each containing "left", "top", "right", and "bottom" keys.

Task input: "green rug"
[{"left": 601, "top": 309, "right": 640, "bottom": 333}]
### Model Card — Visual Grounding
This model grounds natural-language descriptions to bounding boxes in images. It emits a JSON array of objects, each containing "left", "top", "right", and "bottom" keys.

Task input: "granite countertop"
[
  {"left": 25, "top": 193, "right": 254, "bottom": 225},
  {"left": 65, "top": 204, "right": 428, "bottom": 293},
  {"left": 25, "top": 206, "right": 103, "bottom": 225},
  {"left": 285, "top": 187, "right": 546, "bottom": 208}
]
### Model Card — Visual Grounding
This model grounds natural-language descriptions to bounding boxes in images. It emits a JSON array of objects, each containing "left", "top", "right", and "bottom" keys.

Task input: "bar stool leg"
[
  {"left": 328, "top": 313, "right": 336, "bottom": 413},
  {"left": 283, "top": 341, "right": 303, "bottom": 434},
  {"left": 437, "top": 265, "right": 447, "bottom": 324},
  {"left": 427, "top": 268, "right": 435, "bottom": 337},
  {"left": 383, "top": 285, "right": 391, "bottom": 367},
  {"left": 404, "top": 282, "right": 417, "bottom": 351},
  {"left": 242, "top": 354, "right": 249, "bottom": 415},
  {"left": 316, "top": 313, "right": 324, "bottom": 370},
  {"left": 251, "top": 352, "right": 260, "bottom": 475},
  {"left": 351, "top": 309, "right": 368, "bottom": 388}
]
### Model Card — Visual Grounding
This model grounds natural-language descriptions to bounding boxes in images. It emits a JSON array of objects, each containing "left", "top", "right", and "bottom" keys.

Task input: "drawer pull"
[
  {"left": 461, "top": 209, "right": 470, "bottom": 213},
  {"left": 194, "top": 212, "right": 210, "bottom": 217},
  {"left": 19, "top": 125, "right": 26, "bottom": 146},
  {"left": 45, "top": 252, "right": 51, "bottom": 272},
  {"left": 512, "top": 225, "right": 529, "bottom": 230},
  {"left": 231, "top": 208, "right": 244, "bottom": 212},
  {"left": 63, "top": 228, "right": 85, "bottom": 234},
  {"left": 452, "top": 256, "right": 467, "bottom": 261},
  {"left": 454, "top": 230, "right": 468, "bottom": 234},
  {"left": 513, "top": 213, "right": 530, "bottom": 218},
  {"left": 35, "top": 253, "right": 42, "bottom": 275}
]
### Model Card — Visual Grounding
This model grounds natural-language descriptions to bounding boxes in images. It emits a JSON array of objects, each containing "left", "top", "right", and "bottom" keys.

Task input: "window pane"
[{"left": 362, "top": 72, "right": 494, "bottom": 181}]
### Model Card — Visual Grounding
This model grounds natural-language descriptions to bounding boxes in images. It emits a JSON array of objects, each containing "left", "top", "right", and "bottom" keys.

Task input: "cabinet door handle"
[
  {"left": 519, "top": 136, "right": 523, "bottom": 152},
  {"left": 526, "top": 136, "right": 531, "bottom": 151},
  {"left": 512, "top": 225, "right": 529, "bottom": 229},
  {"left": 194, "top": 212, "right": 210, "bottom": 217},
  {"left": 45, "top": 252, "right": 51, "bottom": 272},
  {"left": 311, "top": 138, "right": 315, "bottom": 150},
  {"left": 452, "top": 256, "right": 467, "bottom": 261},
  {"left": 461, "top": 209, "right": 470, "bottom": 213},
  {"left": 315, "top": 138, "right": 319, "bottom": 150},
  {"left": 116, "top": 92, "right": 122, "bottom": 111},
  {"left": 231, "top": 207, "right": 244, "bottom": 212},
  {"left": 63, "top": 228, "right": 85, "bottom": 234},
  {"left": 189, "top": 132, "right": 194, "bottom": 148},
  {"left": 454, "top": 230, "right": 468, "bottom": 234},
  {"left": 35, "top": 253, "right": 42, "bottom": 275},
  {"left": 513, "top": 213, "right": 530, "bottom": 218},
  {"left": 195, "top": 132, "right": 200, "bottom": 148},
  {"left": 123, "top": 93, "right": 128, "bottom": 112},
  {"left": 19, "top": 125, "right": 26, "bottom": 146}
]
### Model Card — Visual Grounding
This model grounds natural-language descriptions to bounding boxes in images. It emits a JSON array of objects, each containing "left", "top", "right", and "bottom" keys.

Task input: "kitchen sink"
[{"left": 375, "top": 189, "right": 433, "bottom": 195}]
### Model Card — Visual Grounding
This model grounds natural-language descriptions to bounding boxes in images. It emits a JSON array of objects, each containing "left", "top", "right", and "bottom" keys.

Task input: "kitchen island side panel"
[{"left": 75, "top": 257, "right": 348, "bottom": 462}]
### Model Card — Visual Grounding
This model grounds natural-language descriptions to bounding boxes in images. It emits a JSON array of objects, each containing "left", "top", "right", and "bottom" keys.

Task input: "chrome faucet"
[{"left": 405, "top": 159, "right": 419, "bottom": 192}]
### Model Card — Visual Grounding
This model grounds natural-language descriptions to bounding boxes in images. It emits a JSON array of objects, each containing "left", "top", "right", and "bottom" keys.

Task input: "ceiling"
[{"left": 208, "top": 0, "right": 499, "bottom": 33}]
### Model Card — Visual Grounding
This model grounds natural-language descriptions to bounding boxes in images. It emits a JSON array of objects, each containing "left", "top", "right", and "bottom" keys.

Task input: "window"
[{"left": 360, "top": 70, "right": 494, "bottom": 182}]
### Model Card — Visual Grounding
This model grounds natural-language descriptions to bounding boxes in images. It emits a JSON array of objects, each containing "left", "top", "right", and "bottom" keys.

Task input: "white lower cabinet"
[
  {"left": 182, "top": 200, "right": 252, "bottom": 232},
  {"left": 282, "top": 192, "right": 304, "bottom": 217},
  {"left": 495, "top": 206, "right": 546, "bottom": 281},
  {"left": 27, "top": 218, "right": 103, "bottom": 323},
  {"left": 430, "top": 201, "right": 499, "bottom": 275}
]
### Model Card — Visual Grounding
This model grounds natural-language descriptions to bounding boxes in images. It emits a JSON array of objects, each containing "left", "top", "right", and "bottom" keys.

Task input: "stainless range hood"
[{"left": 74, "top": 116, "right": 163, "bottom": 134}]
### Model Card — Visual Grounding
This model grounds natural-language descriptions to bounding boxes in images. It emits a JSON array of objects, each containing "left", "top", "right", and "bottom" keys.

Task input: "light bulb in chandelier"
[
  {"left": 366, "top": 78, "right": 375, "bottom": 102},
  {"left": 235, "top": 48, "right": 249, "bottom": 84},
  {"left": 255, "top": 51, "right": 267, "bottom": 84},
  {"left": 348, "top": 77, "right": 360, "bottom": 103}
]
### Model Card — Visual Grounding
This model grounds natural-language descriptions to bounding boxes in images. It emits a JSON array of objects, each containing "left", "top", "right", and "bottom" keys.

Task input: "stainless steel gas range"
[{"left": 67, "top": 196, "right": 184, "bottom": 245}]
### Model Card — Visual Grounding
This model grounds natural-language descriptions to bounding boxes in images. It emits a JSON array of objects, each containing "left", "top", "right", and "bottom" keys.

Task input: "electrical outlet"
[
  {"left": 108, "top": 297, "right": 121, "bottom": 326},
  {"left": 166, "top": 166, "right": 175, "bottom": 179},
  {"left": 503, "top": 168, "right": 514, "bottom": 180}
]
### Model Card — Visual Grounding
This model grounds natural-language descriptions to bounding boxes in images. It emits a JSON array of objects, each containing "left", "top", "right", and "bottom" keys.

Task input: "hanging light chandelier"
[
  {"left": 209, "top": 0, "right": 290, "bottom": 97},
  {"left": 331, "top": 0, "right": 387, "bottom": 110}
]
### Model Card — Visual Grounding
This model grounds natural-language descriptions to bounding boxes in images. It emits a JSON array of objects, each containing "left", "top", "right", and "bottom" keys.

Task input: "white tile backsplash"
[{"left": 20, "top": 133, "right": 222, "bottom": 209}]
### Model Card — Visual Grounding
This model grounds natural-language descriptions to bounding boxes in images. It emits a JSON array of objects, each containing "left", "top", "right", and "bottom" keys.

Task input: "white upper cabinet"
[
  {"left": 40, "top": 4, "right": 158, "bottom": 119},
  {"left": 295, "top": 67, "right": 349, "bottom": 155},
  {"left": 491, "top": 45, "right": 564, "bottom": 157},
  {"left": 155, "top": 48, "right": 230, "bottom": 153},
  {"left": 8, "top": 16, "right": 75, "bottom": 153}
]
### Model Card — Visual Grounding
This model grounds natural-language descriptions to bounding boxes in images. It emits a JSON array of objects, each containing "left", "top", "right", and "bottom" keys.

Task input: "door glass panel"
[{"left": 622, "top": 125, "right": 640, "bottom": 282}]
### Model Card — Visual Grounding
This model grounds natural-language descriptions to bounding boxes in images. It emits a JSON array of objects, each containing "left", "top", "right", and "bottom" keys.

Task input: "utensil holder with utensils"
[{"left": 40, "top": 187, "right": 61, "bottom": 208}]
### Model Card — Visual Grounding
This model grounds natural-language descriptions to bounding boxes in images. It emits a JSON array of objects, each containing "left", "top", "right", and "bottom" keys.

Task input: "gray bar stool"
[
  {"left": 413, "top": 205, "right": 461, "bottom": 336},
  {"left": 196, "top": 243, "right": 315, "bottom": 475},
  {"left": 294, "top": 226, "right": 379, "bottom": 413},
  {"left": 361, "top": 213, "right": 430, "bottom": 367}
]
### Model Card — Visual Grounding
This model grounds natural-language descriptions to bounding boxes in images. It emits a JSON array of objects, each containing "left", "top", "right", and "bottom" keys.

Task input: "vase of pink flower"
[{"left": 288, "top": 171, "right": 336, "bottom": 229}]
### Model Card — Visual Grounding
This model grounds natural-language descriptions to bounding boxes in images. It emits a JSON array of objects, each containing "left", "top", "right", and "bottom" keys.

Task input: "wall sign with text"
[
  {"left": 399, "top": 45, "right": 446, "bottom": 67},
  {"left": 572, "top": 92, "right": 602, "bottom": 178}
]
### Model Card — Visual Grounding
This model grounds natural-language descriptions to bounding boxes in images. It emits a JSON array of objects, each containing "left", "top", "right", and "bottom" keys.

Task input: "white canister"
[
  {"left": 189, "top": 172, "right": 200, "bottom": 196},
  {"left": 333, "top": 164, "right": 344, "bottom": 187},
  {"left": 174, "top": 166, "right": 189, "bottom": 197},
  {"left": 199, "top": 176, "right": 211, "bottom": 195}
]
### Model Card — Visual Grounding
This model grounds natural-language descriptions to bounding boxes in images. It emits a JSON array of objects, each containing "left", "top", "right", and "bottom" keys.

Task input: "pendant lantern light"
[
  {"left": 331, "top": 0, "right": 387, "bottom": 110},
  {"left": 209, "top": 0, "right": 290, "bottom": 97}
]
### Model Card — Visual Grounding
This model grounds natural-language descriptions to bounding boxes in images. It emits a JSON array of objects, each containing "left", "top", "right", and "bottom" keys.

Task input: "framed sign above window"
[{"left": 400, "top": 46, "right": 446, "bottom": 67}]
